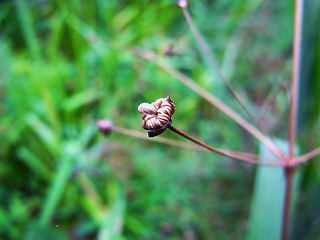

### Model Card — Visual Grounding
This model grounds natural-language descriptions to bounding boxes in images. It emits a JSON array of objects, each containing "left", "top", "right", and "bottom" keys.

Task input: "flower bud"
[
  {"left": 96, "top": 119, "right": 114, "bottom": 136},
  {"left": 177, "top": 0, "right": 188, "bottom": 8}
]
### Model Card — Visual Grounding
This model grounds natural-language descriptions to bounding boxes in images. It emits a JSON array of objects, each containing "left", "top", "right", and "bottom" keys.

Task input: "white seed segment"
[{"left": 137, "top": 103, "right": 157, "bottom": 115}]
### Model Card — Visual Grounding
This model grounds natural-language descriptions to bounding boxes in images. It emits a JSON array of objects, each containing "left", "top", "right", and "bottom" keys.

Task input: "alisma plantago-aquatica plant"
[{"left": 98, "top": 0, "right": 320, "bottom": 239}]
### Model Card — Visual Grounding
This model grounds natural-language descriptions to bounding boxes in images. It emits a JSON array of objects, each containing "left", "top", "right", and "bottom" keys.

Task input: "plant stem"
[
  {"left": 168, "top": 125, "right": 284, "bottom": 166},
  {"left": 182, "top": 7, "right": 267, "bottom": 134},
  {"left": 141, "top": 53, "right": 285, "bottom": 160},
  {"left": 282, "top": 0, "right": 304, "bottom": 238},
  {"left": 113, "top": 125, "right": 262, "bottom": 159},
  {"left": 289, "top": 0, "right": 304, "bottom": 160},
  {"left": 113, "top": 125, "right": 206, "bottom": 152},
  {"left": 114, "top": 121, "right": 320, "bottom": 165},
  {"left": 292, "top": 147, "right": 320, "bottom": 164},
  {"left": 281, "top": 167, "right": 296, "bottom": 240},
  {"left": 115, "top": 122, "right": 320, "bottom": 165}
]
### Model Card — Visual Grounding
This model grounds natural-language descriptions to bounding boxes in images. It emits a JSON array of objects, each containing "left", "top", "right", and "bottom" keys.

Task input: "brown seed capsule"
[{"left": 138, "top": 96, "right": 175, "bottom": 131}]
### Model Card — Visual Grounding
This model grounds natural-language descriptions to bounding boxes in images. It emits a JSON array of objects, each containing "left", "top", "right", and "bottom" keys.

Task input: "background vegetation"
[{"left": 1, "top": 0, "right": 320, "bottom": 239}]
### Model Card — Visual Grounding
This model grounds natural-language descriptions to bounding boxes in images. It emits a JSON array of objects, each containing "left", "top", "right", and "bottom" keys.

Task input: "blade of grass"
[
  {"left": 97, "top": 183, "right": 126, "bottom": 240},
  {"left": 78, "top": 172, "right": 106, "bottom": 224},
  {"left": 25, "top": 114, "right": 61, "bottom": 157},
  {"left": 14, "top": 0, "right": 40, "bottom": 59},
  {"left": 39, "top": 143, "right": 76, "bottom": 226},
  {"left": 17, "top": 148, "right": 52, "bottom": 181}
]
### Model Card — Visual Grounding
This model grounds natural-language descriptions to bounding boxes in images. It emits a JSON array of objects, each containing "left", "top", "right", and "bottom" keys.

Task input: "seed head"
[{"left": 138, "top": 96, "right": 175, "bottom": 137}]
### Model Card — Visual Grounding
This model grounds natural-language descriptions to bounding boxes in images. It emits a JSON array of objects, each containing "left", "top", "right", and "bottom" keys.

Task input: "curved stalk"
[
  {"left": 97, "top": 121, "right": 288, "bottom": 166},
  {"left": 113, "top": 125, "right": 263, "bottom": 161},
  {"left": 168, "top": 125, "right": 285, "bottom": 166}
]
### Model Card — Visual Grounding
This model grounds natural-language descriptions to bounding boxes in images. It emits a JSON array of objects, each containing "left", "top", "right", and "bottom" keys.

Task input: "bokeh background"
[{"left": 1, "top": 0, "right": 320, "bottom": 239}]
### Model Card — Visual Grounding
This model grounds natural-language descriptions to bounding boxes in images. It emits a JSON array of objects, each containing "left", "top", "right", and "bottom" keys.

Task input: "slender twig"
[
  {"left": 289, "top": 0, "right": 304, "bottom": 161},
  {"left": 113, "top": 125, "right": 264, "bottom": 161},
  {"left": 113, "top": 125, "right": 206, "bottom": 152},
  {"left": 97, "top": 120, "right": 270, "bottom": 162},
  {"left": 292, "top": 147, "right": 320, "bottom": 165},
  {"left": 168, "top": 125, "right": 286, "bottom": 166},
  {"left": 113, "top": 124, "right": 289, "bottom": 166},
  {"left": 181, "top": 7, "right": 267, "bottom": 134},
  {"left": 133, "top": 49, "right": 285, "bottom": 160}
]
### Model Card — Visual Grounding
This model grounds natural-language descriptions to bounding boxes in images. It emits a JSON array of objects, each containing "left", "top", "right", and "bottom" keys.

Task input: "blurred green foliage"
[{"left": 0, "top": 0, "right": 320, "bottom": 239}]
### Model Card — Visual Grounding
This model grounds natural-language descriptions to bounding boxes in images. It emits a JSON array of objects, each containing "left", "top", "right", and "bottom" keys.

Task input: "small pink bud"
[
  {"left": 177, "top": 0, "right": 188, "bottom": 8},
  {"left": 96, "top": 119, "right": 114, "bottom": 136}
]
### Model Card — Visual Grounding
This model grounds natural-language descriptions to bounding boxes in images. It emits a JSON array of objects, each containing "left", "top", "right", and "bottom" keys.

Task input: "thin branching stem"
[
  {"left": 114, "top": 124, "right": 301, "bottom": 166},
  {"left": 289, "top": 0, "right": 304, "bottom": 161},
  {"left": 113, "top": 125, "right": 206, "bottom": 152},
  {"left": 133, "top": 49, "right": 286, "bottom": 160},
  {"left": 292, "top": 147, "right": 320, "bottom": 164},
  {"left": 168, "top": 125, "right": 286, "bottom": 166},
  {"left": 113, "top": 125, "right": 263, "bottom": 160},
  {"left": 101, "top": 122, "right": 320, "bottom": 167},
  {"left": 282, "top": 1, "right": 304, "bottom": 240},
  {"left": 182, "top": 7, "right": 267, "bottom": 134}
]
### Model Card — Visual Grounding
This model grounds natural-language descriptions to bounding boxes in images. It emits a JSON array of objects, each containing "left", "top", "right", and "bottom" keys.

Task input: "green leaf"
[
  {"left": 39, "top": 142, "right": 78, "bottom": 226},
  {"left": 246, "top": 140, "right": 300, "bottom": 240},
  {"left": 17, "top": 147, "right": 52, "bottom": 180}
]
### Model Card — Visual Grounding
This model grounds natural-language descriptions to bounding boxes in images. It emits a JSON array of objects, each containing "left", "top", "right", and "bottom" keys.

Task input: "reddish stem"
[
  {"left": 289, "top": 0, "right": 304, "bottom": 160},
  {"left": 292, "top": 147, "right": 320, "bottom": 164},
  {"left": 282, "top": 0, "right": 304, "bottom": 239},
  {"left": 281, "top": 167, "right": 296, "bottom": 240},
  {"left": 168, "top": 125, "right": 279, "bottom": 166}
]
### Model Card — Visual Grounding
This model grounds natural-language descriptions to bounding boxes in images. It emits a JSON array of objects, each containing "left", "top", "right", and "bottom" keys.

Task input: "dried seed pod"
[
  {"left": 137, "top": 103, "right": 157, "bottom": 115},
  {"left": 138, "top": 96, "right": 175, "bottom": 136}
]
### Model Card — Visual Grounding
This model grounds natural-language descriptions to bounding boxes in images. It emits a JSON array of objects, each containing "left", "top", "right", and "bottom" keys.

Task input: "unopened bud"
[
  {"left": 177, "top": 0, "right": 188, "bottom": 8},
  {"left": 96, "top": 119, "right": 114, "bottom": 136}
]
